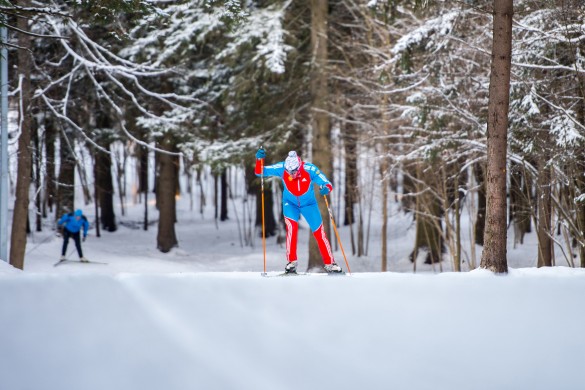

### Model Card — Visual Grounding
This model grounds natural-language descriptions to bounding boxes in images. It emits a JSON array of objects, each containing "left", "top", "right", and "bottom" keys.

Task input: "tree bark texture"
[
  {"left": 308, "top": 0, "right": 332, "bottom": 270},
  {"left": 220, "top": 168, "right": 228, "bottom": 221},
  {"left": 576, "top": 158, "right": 585, "bottom": 268},
  {"left": 410, "top": 164, "right": 444, "bottom": 266},
  {"left": 480, "top": 0, "right": 513, "bottom": 274},
  {"left": 578, "top": 191, "right": 585, "bottom": 268},
  {"left": 156, "top": 134, "right": 178, "bottom": 253},
  {"left": 214, "top": 172, "right": 218, "bottom": 221},
  {"left": 33, "top": 118, "right": 42, "bottom": 232},
  {"left": 343, "top": 121, "right": 357, "bottom": 226},
  {"left": 56, "top": 129, "right": 76, "bottom": 218},
  {"left": 95, "top": 144, "right": 117, "bottom": 232},
  {"left": 154, "top": 151, "right": 160, "bottom": 209},
  {"left": 537, "top": 143, "right": 552, "bottom": 267},
  {"left": 401, "top": 168, "right": 416, "bottom": 213},
  {"left": 9, "top": 8, "right": 33, "bottom": 269},
  {"left": 138, "top": 145, "right": 149, "bottom": 194},
  {"left": 474, "top": 163, "right": 487, "bottom": 246},
  {"left": 138, "top": 145, "right": 149, "bottom": 231},
  {"left": 509, "top": 163, "right": 532, "bottom": 247},
  {"left": 44, "top": 117, "right": 56, "bottom": 213},
  {"left": 380, "top": 157, "right": 389, "bottom": 271},
  {"left": 578, "top": 99, "right": 585, "bottom": 267},
  {"left": 443, "top": 163, "right": 465, "bottom": 272},
  {"left": 93, "top": 159, "right": 101, "bottom": 238}
]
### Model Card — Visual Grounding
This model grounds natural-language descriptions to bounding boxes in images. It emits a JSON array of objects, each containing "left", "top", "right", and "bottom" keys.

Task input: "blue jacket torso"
[
  {"left": 58, "top": 213, "right": 89, "bottom": 236},
  {"left": 259, "top": 161, "right": 331, "bottom": 207}
]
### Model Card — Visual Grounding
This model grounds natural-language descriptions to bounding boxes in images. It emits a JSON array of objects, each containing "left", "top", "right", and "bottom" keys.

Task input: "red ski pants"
[{"left": 285, "top": 217, "right": 333, "bottom": 264}]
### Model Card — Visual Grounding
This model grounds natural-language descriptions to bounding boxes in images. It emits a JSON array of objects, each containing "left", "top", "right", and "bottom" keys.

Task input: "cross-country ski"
[{"left": 54, "top": 259, "right": 108, "bottom": 267}]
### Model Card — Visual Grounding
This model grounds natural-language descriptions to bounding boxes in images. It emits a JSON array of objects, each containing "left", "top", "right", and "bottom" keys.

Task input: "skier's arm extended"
[
  {"left": 306, "top": 163, "right": 333, "bottom": 195},
  {"left": 254, "top": 149, "right": 283, "bottom": 177},
  {"left": 57, "top": 214, "right": 68, "bottom": 227}
]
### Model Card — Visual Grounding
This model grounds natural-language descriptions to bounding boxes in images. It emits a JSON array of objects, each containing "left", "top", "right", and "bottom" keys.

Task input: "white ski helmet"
[{"left": 284, "top": 151, "right": 301, "bottom": 174}]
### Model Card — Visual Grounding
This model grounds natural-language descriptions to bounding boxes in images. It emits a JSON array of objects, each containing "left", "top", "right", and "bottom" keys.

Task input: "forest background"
[{"left": 1, "top": 0, "right": 584, "bottom": 273}]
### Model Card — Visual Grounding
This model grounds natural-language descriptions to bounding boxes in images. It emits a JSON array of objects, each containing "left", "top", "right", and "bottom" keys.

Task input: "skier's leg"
[
  {"left": 313, "top": 224, "right": 334, "bottom": 265},
  {"left": 282, "top": 201, "right": 300, "bottom": 269},
  {"left": 302, "top": 203, "right": 333, "bottom": 264},
  {"left": 72, "top": 232, "right": 84, "bottom": 258},
  {"left": 61, "top": 230, "right": 70, "bottom": 256},
  {"left": 284, "top": 217, "right": 298, "bottom": 262}
]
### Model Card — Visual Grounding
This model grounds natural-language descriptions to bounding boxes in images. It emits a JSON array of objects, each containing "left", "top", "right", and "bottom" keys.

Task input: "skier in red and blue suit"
[{"left": 255, "top": 149, "right": 342, "bottom": 273}]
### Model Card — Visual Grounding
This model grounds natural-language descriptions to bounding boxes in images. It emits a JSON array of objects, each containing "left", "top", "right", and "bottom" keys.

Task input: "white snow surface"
[
  {"left": 1, "top": 266, "right": 584, "bottom": 390},
  {"left": 1, "top": 198, "right": 585, "bottom": 390}
]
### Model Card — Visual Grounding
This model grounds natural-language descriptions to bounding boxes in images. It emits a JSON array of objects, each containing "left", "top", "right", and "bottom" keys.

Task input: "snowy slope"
[
  {"left": 1, "top": 266, "right": 584, "bottom": 390},
  {"left": 2, "top": 175, "right": 584, "bottom": 389}
]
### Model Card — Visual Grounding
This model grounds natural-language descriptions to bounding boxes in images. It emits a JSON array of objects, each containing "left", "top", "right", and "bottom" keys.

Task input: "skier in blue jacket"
[
  {"left": 57, "top": 209, "right": 90, "bottom": 262},
  {"left": 255, "top": 149, "right": 342, "bottom": 274}
]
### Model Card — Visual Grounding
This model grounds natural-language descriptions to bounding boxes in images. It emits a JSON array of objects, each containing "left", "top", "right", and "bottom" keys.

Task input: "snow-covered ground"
[
  {"left": 1, "top": 196, "right": 584, "bottom": 390},
  {"left": 2, "top": 264, "right": 584, "bottom": 390}
]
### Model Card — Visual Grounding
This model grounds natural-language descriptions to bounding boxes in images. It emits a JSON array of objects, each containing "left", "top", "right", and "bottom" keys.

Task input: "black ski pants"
[{"left": 62, "top": 229, "right": 83, "bottom": 258}]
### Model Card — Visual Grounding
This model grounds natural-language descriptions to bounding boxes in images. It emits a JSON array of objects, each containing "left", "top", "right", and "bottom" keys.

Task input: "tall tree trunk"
[
  {"left": 44, "top": 116, "right": 56, "bottom": 214},
  {"left": 214, "top": 172, "right": 218, "bottom": 222},
  {"left": 578, "top": 70, "right": 585, "bottom": 267},
  {"left": 93, "top": 157, "right": 101, "bottom": 238},
  {"left": 410, "top": 163, "right": 444, "bottom": 266},
  {"left": 454, "top": 178, "right": 462, "bottom": 272},
  {"left": 115, "top": 145, "right": 127, "bottom": 217},
  {"left": 571, "top": 81, "right": 585, "bottom": 267},
  {"left": 77, "top": 147, "right": 92, "bottom": 205},
  {"left": 9, "top": 5, "right": 33, "bottom": 269},
  {"left": 443, "top": 164, "right": 464, "bottom": 272},
  {"left": 380, "top": 156, "right": 389, "bottom": 271},
  {"left": 474, "top": 162, "right": 487, "bottom": 246},
  {"left": 33, "top": 117, "right": 42, "bottom": 232},
  {"left": 402, "top": 169, "right": 416, "bottom": 213},
  {"left": 138, "top": 145, "right": 149, "bottom": 195},
  {"left": 577, "top": 172, "right": 585, "bottom": 267},
  {"left": 537, "top": 138, "right": 552, "bottom": 267},
  {"left": 480, "top": 0, "right": 513, "bottom": 274},
  {"left": 379, "top": 88, "right": 391, "bottom": 271},
  {"left": 220, "top": 168, "right": 228, "bottom": 221},
  {"left": 156, "top": 133, "right": 178, "bottom": 252},
  {"left": 308, "top": 0, "right": 332, "bottom": 270},
  {"left": 357, "top": 201, "right": 364, "bottom": 257},
  {"left": 184, "top": 158, "right": 193, "bottom": 211},
  {"left": 154, "top": 150, "right": 160, "bottom": 209},
  {"left": 509, "top": 162, "right": 531, "bottom": 247},
  {"left": 343, "top": 121, "right": 357, "bottom": 226},
  {"left": 174, "top": 154, "right": 181, "bottom": 198},
  {"left": 197, "top": 166, "right": 206, "bottom": 216},
  {"left": 56, "top": 129, "right": 75, "bottom": 218},
  {"left": 95, "top": 144, "right": 117, "bottom": 232},
  {"left": 138, "top": 145, "right": 149, "bottom": 231}
]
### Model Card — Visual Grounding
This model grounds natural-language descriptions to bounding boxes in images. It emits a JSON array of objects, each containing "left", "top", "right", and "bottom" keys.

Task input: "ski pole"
[
  {"left": 323, "top": 195, "right": 351, "bottom": 274},
  {"left": 260, "top": 150, "right": 267, "bottom": 276}
]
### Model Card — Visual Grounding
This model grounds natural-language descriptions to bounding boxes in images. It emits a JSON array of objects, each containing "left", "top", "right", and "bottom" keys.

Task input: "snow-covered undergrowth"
[{"left": 1, "top": 265, "right": 584, "bottom": 390}]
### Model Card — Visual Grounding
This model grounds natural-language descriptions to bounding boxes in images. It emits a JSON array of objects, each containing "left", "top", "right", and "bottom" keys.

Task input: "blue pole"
[{"left": 0, "top": 23, "right": 8, "bottom": 262}]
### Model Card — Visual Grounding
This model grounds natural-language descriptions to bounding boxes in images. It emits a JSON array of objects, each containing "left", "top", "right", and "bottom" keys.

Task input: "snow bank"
[
  {"left": 0, "top": 260, "right": 20, "bottom": 274},
  {"left": 1, "top": 268, "right": 584, "bottom": 390}
]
